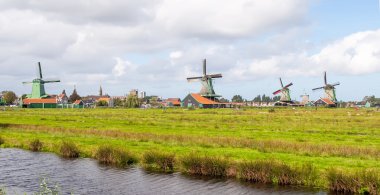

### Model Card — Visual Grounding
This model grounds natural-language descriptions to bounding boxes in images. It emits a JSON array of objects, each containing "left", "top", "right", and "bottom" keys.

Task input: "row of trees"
[
  {"left": 229, "top": 94, "right": 281, "bottom": 103},
  {"left": 112, "top": 95, "right": 140, "bottom": 108}
]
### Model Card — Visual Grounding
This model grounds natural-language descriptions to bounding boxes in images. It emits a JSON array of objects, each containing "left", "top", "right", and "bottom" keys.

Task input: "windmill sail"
[
  {"left": 186, "top": 59, "right": 222, "bottom": 98},
  {"left": 22, "top": 62, "right": 61, "bottom": 99}
]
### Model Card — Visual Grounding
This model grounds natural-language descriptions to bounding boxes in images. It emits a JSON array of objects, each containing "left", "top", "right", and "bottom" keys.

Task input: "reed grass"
[
  {"left": 0, "top": 136, "right": 4, "bottom": 145},
  {"left": 181, "top": 153, "right": 229, "bottom": 177},
  {"left": 29, "top": 139, "right": 43, "bottom": 152},
  {"left": 327, "top": 168, "right": 380, "bottom": 194},
  {"left": 59, "top": 141, "right": 80, "bottom": 158},
  {"left": 238, "top": 160, "right": 318, "bottom": 186},
  {"left": 95, "top": 145, "right": 137, "bottom": 167},
  {"left": 143, "top": 150, "right": 175, "bottom": 172}
]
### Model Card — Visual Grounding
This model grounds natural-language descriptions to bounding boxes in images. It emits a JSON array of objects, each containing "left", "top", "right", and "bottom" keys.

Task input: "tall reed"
[
  {"left": 238, "top": 160, "right": 318, "bottom": 186},
  {"left": 181, "top": 153, "right": 229, "bottom": 177},
  {"left": 29, "top": 139, "right": 43, "bottom": 152},
  {"left": 95, "top": 145, "right": 137, "bottom": 167},
  {"left": 143, "top": 150, "right": 175, "bottom": 172},
  {"left": 327, "top": 168, "right": 380, "bottom": 194},
  {"left": 59, "top": 141, "right": 80, "bottom": 158}
]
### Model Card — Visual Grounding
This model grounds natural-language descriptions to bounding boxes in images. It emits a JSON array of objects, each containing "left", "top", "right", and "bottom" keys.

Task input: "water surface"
[{"left": 0, "top": 148, "right": 326, "bottom": 195}]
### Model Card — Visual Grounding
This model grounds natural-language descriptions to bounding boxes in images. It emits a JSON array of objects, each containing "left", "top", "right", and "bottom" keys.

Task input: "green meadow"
[{"left": 0, "top": 107, "right": 379, "bottom": 193}]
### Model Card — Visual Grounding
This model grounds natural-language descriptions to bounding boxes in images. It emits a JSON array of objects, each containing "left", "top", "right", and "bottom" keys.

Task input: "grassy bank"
[{"left": 0, "top": 107, "right": 379, "bottom": 193}]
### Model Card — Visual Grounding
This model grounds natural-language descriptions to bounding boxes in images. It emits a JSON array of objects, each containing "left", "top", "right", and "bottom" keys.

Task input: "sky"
[{"left": 0, "top": 0, "right": 379, "bottom": 101}]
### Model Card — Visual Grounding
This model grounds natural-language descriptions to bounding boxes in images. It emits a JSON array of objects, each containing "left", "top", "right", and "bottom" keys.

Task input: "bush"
[
  {"left": 95, "top": 145, "right": 137, "bottom": 167},
  {"left": 29, "top": 139, "right": 43, "bottom": 152},
  {"left": 327, "top": 168, "right": 380, "bottom": 194},
  {"left": 143, "top": 151, "right": 175, "bottom": 172},
  {"left": 0, "top": 136, "right": 4, "bottom": 145},
  {"left": 181, "top": 153, "right": 229, "bottom": 177},
  {"left": 59, "top": 141, "right": 80, "bottom": 158}
]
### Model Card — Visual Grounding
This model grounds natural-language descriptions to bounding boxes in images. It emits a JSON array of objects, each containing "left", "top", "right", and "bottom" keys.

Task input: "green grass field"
[{"left": 0, "top": 107, "right": 379, "bottom": 193}]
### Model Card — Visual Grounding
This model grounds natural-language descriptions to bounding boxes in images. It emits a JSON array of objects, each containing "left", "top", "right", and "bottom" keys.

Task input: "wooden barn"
[
  {"left": 22, "top": 98, "right": 58, "bottom": 108},
  {"left": 314, "top": 98, "right": 336, "bottom": 107},
  {"left": 165, "top": 98, "right": 181, "bottom": 107},
  {"left": 182, "top": 93, "right": 225, "bottom": 108}
]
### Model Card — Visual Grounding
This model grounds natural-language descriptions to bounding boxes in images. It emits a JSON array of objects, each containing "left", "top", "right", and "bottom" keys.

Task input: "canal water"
[{"left": 0, "top": 148, "right": 326, "bottom": 195}]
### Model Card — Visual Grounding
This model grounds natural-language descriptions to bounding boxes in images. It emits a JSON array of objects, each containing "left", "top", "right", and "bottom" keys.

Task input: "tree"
[
  {"left": 69, "top": 88, "right": 81, "bottom": 103},
  {"left": 231, "top": 95, "right": 243, "bottom": 103},
  {"left": 219, "top": 98, "right": 229, "bottom": 103},
  {"left": 126, "top": 95, "right": 140, "bottom": 108},
  {"left": 2, "top": 91, "right": 17, "bottom": 105},
  {"left": 149, "top": 96, "right": 160, "bottom": 107},
  {"left": 253, "top": 95, "right": 261, "bottom": 102},
  {"left": 96, "top": 100, "right": 108, "bottom": 107},
  {"left": 113, "top": 98, "right": 124, "bottom": 107},
  {"left": 273, "top": 96, "right": 280, "bottom": 102}
]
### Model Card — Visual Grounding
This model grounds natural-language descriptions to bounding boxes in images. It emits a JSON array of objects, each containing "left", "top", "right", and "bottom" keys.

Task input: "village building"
[
  {"left": 22, "top": 98, "right": 58, "bottom": 108},
  {"left": 164, "top": 98, "right": 181, "bottom": 107},
  {"left": 140, "top": 91, "right": 146, "bottom": 99},
  {"left": 314, "top": 98, "right": 336, "bottom": 107},
  {"left": 57, "top": 93, "right": 69, "bottom": 105},
  {"left": 129, "top": 89, "right": 138, "bottom": 96},
  {"left": 182, "top": 93, "right": 225, "bottom": 108},
  {"left": 73, "top": 100, "right": 84, "bottom": 108}
]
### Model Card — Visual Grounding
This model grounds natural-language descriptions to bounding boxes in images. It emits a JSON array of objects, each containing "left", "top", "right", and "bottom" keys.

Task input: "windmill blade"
[
  {"left": 44, "top": 80, "right": 60, "bottom": 83},
  {"left": 37, "top": 62, "right": 43, "bottom": 79},
  {"left": 187, "top": 76, "right": 203, "bottom": 80},
  {"left": 283, "top": 82, "right": 293, "bottom": 88},
  {"left": 312, "top": 86, "right": 324, "bottom": 91},
  {"left": 279, "top": 78, "right": 284, "bottom": 87},
  {"left": 324, "top": 71, "right": 327, "bottom": 85},
  {"left": 331, "top": 82, "right": 340, "bottom": 86},
  {"left": 208, "top": 74, "right": 222, "bottom": 78},
  {"left": 203, "top": 59, "right": 207, "bottom": 76},
  {"left": 22, "top": 82, "right": 33, "bottom": 85},
  {"left": 187, "top": 78, "right": 201, "bottom": 82},
  {"left": 273, "top": 89, "right": 282, "bottom": 95}
]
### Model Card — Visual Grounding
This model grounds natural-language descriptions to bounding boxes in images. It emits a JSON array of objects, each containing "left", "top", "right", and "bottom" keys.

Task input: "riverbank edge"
[{"left": 0, "top": 139, "right": 378, "bottom": 194}]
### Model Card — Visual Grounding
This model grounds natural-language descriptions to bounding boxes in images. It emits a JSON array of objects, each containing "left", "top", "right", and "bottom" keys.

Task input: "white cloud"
[
  {"left": 311, "top": 30, "right": 380, "bottom": 75},
  {"left": 169, "top": 51, "right": 183, "bottom": 59},
  {"left": 155, "top": 0, "right": 309, "bottom": 38},
  {"left": 229, "top": 29, "right": 380, "bottom": 80},
  {"left": 112, "top": 58, "right": 128, "bottom": 77}
]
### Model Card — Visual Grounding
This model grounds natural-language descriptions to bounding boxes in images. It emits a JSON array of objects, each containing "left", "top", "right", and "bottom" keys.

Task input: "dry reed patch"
[
  {"left": 29, "top": 139, "right": 43, "bottom": 152},
  {"left": 143, "top": 150, "right": 175, "bottom": 172},
  {"left": 181, "top": 154, "right": 229, "bottom": 177},
  {"left": 238, "top": 160, "right": 318, "bottom": 186},
  {"left": 327, "top": 168, "right": 380, "bottom": 194},
  {"left": 95, "top": 145, "right": 137, "bottom": 167},
  {"left": 59, "top": 141, "right": 80, "bottom": 158}
]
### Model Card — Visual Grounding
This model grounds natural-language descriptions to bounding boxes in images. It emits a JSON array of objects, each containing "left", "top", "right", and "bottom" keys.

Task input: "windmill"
[
  {"left": 312, "top": 71, "right": 340, "bottom": 102},
  {"left": 22, "top": 62, "right": 60, "bottom": 99},
  {"left": 187, "top": 59, "right": 222, "bottom": 99},
  {"left": 272, "top": 78, "right": 293, "bottom": 102}
]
